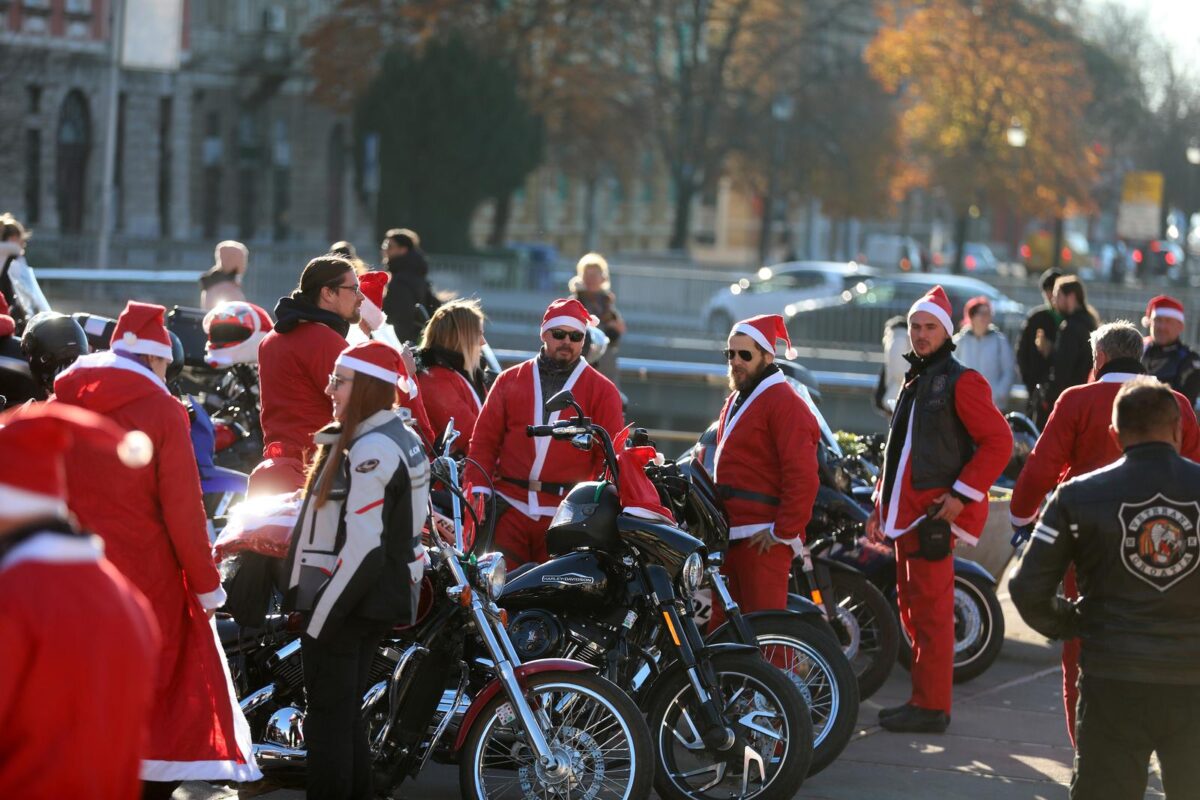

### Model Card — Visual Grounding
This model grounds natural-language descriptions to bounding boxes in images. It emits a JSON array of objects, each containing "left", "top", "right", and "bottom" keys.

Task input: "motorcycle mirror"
[
  {"left": 545, "top": 389, "right": 581, "bottom": 416},
  {"left": 570, "top": 433, "right": 593, "bottom": 451}
]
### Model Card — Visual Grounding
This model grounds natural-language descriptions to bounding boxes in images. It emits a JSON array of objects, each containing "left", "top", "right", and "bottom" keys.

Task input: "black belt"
[
  {"left": 716, "top": 484, "right": 781, "bottom": 506},
  {"left": 501, "top": 477, "right": 573, "bottom": 495}
]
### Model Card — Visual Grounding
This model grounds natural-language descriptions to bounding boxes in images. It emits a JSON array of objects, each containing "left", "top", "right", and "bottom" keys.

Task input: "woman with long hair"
[
  {"left": 284, "top": 340, "right": 430, "bottom": 800},
  {"left": 416, "top": 298, "right": 488, "bottom": 453},
  {"left": 569, "top": 252, "right": 625, "bottom": 386}
]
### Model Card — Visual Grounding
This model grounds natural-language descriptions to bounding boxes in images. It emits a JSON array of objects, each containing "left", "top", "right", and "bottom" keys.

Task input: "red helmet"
[{"left": 203, "top": 301, "right": 272, "bottom": 367}]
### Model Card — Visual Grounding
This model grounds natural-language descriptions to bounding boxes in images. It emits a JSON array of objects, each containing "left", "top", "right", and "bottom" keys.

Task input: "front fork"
[{"left": 796, "top": 543, "right": 839, "bottom": 619}]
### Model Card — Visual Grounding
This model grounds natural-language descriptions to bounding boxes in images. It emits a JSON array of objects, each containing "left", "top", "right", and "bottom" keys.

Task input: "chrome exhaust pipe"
[{"left": 240, "top": 683, "right": 276, "bottom": 715}]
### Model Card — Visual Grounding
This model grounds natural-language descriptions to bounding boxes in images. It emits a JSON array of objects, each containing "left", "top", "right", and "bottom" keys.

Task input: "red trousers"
[
  {"left": 1062, "top": 566, "right": 1080, "bottom": 747},
  {"left": 710, "top": 540, "right": 794, "bottom": 628},
  {"left": 493, "top": 509, "right": 553, "bottom": 566},
  {"left": 895, "top": 531, "right": 955, "bottom": 714}
]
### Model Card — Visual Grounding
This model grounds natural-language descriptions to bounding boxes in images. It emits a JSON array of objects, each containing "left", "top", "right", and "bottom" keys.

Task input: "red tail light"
[
  {"left": 1166, "top": 252, "right": 1177, "bottom": 266},
  {"left": 899, "top": 258, "right": 911, "bottom": 271},
  {"left": 1133, "top": 249, "right": 1144, "bottom": 264},
  {"left": 213, "top": 422, "right": 238, "bottom": 452},
  {"left": 1019, "top": 244, "right": 1031, "bottom": 259},
  {"left": 964, "top": 255, "right": 977, "bottom": 270},
  {"left": 1061, "top": 248, "right": 1072, "bottom": 263}
]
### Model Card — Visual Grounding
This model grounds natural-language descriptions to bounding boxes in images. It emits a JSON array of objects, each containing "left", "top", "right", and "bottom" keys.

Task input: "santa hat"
[
  {"left": 0, "top": 291, "right": 13, "bottom": 338},
  {"left": 908, "top": 285, "right": 954, "bottom": 337},
  {"left": 358, "top": 271, "right": 390, "bottom": 332},
  {"left": 961, "top": 295, "right": 991, "bottom": 329},
  {"left": 541, "top": 298, "right": 594, "bottom": 334},
  {"left": 110, "top": 301, "right": 173, "bottom": 360},
  {"left": 616, "top": 445, "right": 675, "bottom": 524},
  {"left": 731, "top": 314, "right": 797, "bottom": 360},
  {"left": 1146, "top": 295, "right": 1185, "bottom": 324},
  {"left": 0, "top": 402, "right": 152, "bottom": 519},
  {"left": 335, "top": 340, "right": 407, "bottom": 387}
]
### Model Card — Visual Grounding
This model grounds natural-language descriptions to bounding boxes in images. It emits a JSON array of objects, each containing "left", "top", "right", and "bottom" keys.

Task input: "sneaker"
[
  {"left": 878, "top": 705, "right": 950, "bottom": 733},
  {"left": 877, "top": 702, "right": 916, "bottom": 721}
]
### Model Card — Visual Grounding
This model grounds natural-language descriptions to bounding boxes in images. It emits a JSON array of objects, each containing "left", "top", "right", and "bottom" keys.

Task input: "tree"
[
  {"left": 866, "top": 0, "right": 1099, "bottom": 271},
  {"left": 356, "top": 38, "right": 544, "bottom": 253}
]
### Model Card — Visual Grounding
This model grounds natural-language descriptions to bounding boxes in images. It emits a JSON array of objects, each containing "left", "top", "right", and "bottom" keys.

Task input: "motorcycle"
[
  {"left": 230, "top": 420, "right": 655, "bottom": 799},
  {"left": 499, "top": 391, "right": 814, "bottom": 800}
]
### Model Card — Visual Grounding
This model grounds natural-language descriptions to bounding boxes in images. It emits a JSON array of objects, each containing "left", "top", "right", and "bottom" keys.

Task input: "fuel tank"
[{"left": 497, "top": 550, "right": 614, "bottom": 612}]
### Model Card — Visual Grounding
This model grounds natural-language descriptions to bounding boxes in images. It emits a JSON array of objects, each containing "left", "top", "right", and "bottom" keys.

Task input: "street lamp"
[
  {"left": 758, "top": 93, "right": 795, "bottom": 266},
  {"left": 1006, "top": 118, "right": 1027, "bottom": 149},
  {"left": 1187, "top": 141, "right": 1200, "bottom": 166}
]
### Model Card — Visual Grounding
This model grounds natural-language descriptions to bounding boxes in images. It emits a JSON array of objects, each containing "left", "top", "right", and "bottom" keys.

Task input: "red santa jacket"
[
  {"left": 877, "top": 367, "right": 1012, "bottom": 545},
  {"left": 1010, "top": 369, "right": 1200, "bottom": 526},
  {"left": 466, "top": 357, "right": 623, "bottom": 518},
  {"left": 418, "top": 364, "right": 484, "bottom": 454},
  {"left": 0, "top": 529, "right": 159, "bottom": 800},
  {"left": 710, "top": 370, "right": 820, "bottom": 552},
  {"left": 258, "top": 316, "right": 346, "bottom": 465},
  {"left": 54, "top": 351, "right": 261, "bottom": 782}
]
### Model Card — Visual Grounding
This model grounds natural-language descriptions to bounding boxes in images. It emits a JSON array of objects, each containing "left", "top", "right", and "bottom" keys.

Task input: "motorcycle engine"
[
  {"left": 265, "top": 639, "right": 305, "bottom": 695},
  {"left": 509, "top": 609, "right": 618, "bottom": 666}
]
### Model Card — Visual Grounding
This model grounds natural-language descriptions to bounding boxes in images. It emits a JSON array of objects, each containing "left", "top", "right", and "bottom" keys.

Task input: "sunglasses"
[
  {"left": 723, "top": 348, "right": 755, "bottom": 362},
  {"left": 549, "top": 329, "right": 585, "bottom": 343},
  {"left": 327, "top": 373, "right": 354, "bottom": 390}
]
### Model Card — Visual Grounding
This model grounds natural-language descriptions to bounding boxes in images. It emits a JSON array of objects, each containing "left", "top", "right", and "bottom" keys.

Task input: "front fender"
[
  {"left": 953, "top": 556, "right": 997, "bottom": 586},
  {"left": 706, "top": 609, "right": 830, "bottom": 645},
  {"left": 452, "top": 658, "right": 596, "bottom": 751},
  {"left": 786, "top": 592, "right": 827, "bottom": 619}
]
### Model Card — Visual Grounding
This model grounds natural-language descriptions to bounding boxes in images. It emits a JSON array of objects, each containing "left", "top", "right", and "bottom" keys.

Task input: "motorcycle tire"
[
  {"left": 458, "top": 670, "right": 653, "bottom": 800},
  {"left": 646, "top": 652, "right": 813, "bottom": 800},
  {"left": 716, "top": 614, "right": 859, "bottom": 777},
  {"left": 826, "top": 571, "right": 899, "bottom": 701},
  {"left": 896, "top": 572, "right": 1005, "bottom": 684}
]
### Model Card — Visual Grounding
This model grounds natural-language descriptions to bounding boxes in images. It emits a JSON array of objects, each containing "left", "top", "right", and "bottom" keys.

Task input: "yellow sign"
[{"left": 1122, "top": 172, "right": 1164, "bottom": 205}]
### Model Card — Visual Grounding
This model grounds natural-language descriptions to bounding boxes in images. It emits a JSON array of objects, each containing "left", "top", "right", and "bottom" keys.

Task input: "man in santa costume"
[
  {"left": 466, "top": 298, "right": 623, "bottom": 564},
  {"left": 1142, "top": 294, "right": 1200, "bottom": 407},
  {"left": 1011, "top": 320, "right": 1200, "bottom": 745},
  {"left": 868, "top": 286, "right": 1011, "bottom": 733},
  {"left": 54, "top": 301, "right": 260, "bottom": 797},
  {"left": 0, "top": 402, "right": 159, "bottom": 800},
  {"left": 705, "top": 314, "right": 820, "bottom": 617},
  {"left": 254, "top": 254, "right": 362, "bottom": 494}
]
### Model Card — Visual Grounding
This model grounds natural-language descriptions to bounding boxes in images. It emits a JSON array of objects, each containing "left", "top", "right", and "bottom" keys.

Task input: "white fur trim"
[
  {"left": 1010, "top": 510, "right": 1039, "bottom": 527},
  {"left": 908, "top": 300, "right": 954, "bottom": 337},
  {"left": 360, "top": 298, "right": 385, "bottom": 331},
  {"left": 0, "top": 485, "right": 67, "bottom": 518},
  {"left": 541, "top": 315, "right": 587, "bottom": 334},
  {"left": 336, "top": 354, "right": 400, "bottom": 386},
  {"left": 952, "top": 479, "right": 986, "bottom": 503},
  {"left": 58, "top": 350, "right": 168, "bottom": 393},
  {"left": 1151, "top": 307, "right": 1185, "bottom": 322},
  {"left": 113, "top": 336, "right": 174, "bottom": 360},
  {"left": 712, "top": 371, "right": 787, "bottom": 480},
  {"left": 1, "top": 531, "right": 101, "bottom": 571},
  {"left": 196, "top": 585, "right": 227, "bottom": 611},
  {"left": 732, "top": 322, "right": 774, "bottom": 354},
  {"left": 1097, "top": 372, "right": 1141, "bottom": 384}
]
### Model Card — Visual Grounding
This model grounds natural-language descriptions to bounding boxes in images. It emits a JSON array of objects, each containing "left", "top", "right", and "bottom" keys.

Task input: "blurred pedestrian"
[
  {"left": 330, "top": 240, "right": 357, "bottom": 260},
  {"left": 570, "top": 252, "right": 625, "bottom": 386},
  {"left": 953, "top": 296, "right": 1016, "bottom": 409},
  {"left": 873, "top": 315, "right": 909, "bottom": 417},
  {"left": 0, "top": 213, "right": 50, "bottom": 332},
  {"left": 1142, "top": 295, "right": 1200, "bottom": 407},
  {"left": 416, "top": 298, "right": 489, "bottom": 455},
  {"left": 55, "top": 302, "right": 260, "bottom": 796},
  {"left": 199, "top": 240, "right": 249, "bottom": 310},
  {"left": 1017, "top": 268, "right": 1063, "bottom": 427},
  {"left": 380, "top": 228, "right": 440, "bottom": 345},
  {"left": 1011, "top": 378, "right": 1200, "bottom": 799},
  {"left": 0, "top": 403, "right": 159, "bottom": 800},
  {"left": 867, "top": 286, "right": 1012, "bottom": 733},
  {"left": 254, "top": 255, "right": 361, "bottom": 494},
  {"left": 1045, "top": 276, "right": 1098, "bottom": 409},
  {"left": 1010, "top": 321, "right": 1200, "bottom": 746}
]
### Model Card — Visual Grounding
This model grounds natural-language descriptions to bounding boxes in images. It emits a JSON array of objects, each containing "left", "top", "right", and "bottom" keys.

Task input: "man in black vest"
[
  {"left": 868, "top": 285, "right": 1012, "bottom": 733},
  {"left": 1142, "top": 294, "right": 1200, "bottom": 408},
  {"left": 1011, "top": 377, "right": 1200, "bottom": 799}
]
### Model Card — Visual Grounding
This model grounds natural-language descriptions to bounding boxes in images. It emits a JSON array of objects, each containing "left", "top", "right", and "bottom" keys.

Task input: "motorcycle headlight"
[
  {"left": 475, "top": 552, "right": 507, "bottom": 601},
  {"left": 680, "top": 552, "right": 704, "bottom": 594}
]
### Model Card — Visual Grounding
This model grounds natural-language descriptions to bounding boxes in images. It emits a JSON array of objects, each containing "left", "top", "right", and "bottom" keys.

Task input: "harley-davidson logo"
[
  {"left": 1119, "top": 494, "right": 1200, "bottom": 592},
  {"left": 541, "top": 573, "right": 595, "bottom": 586}
]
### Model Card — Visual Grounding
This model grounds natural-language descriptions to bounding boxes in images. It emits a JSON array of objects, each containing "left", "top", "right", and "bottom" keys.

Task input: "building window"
[
  {"left": 27, "top": 85, "right": 41, "bottom": 115},
  {"left": 326, "top": 124, "right": 345, "bottom": 242},
  {"left": 158, "top": 97, "right": 172, "bottom": 237},
  {"left": 25, "top": 129, "right": 41, "bottom": 224},
  {"left": 236, "top": 113, "right": 261, "bottom": 239},
  {"left": 271, "top": 119, "right": 290, "bottom": 241},
  {"left": 201, "top": 110, "right": 222, "bottom": 238},
  {"left": 55, "top": 90, "right": 91, "bottom": 233}
]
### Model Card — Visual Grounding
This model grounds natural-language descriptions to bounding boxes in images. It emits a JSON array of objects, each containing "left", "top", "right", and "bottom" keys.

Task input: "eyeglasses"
[
  {"left": 327, "top": 373, "right": 354, "bottom": 390},
  {"left": 723, "top": 348, "right": 755, "bottom": 363},
  {"left": 549, "top": 329, "right": 585, "bottom": 343},
  {"left": 329, "top": 282, "right": 362, "bottom": 296}
]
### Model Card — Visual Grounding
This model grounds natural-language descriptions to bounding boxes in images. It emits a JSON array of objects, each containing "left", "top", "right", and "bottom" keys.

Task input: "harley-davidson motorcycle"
[
  {"left": 225, "top": 422, "right": 655, "bottom": 799},
  {"left": 498, "top": 391, "right": 813, "bottom": 800}
]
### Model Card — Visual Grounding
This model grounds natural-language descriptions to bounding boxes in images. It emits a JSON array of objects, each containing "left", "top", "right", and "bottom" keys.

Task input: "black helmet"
[
  {"left": 166, "top": 330, "right": 185, "bottom": 384},
  {"left": 21, "top": 312, "right": 89, "bottom": 395}
]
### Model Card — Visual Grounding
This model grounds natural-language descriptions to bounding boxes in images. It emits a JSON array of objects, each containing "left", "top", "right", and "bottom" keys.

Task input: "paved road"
[{"left": 182, "top": 562, "right": 1164, "bottom": 799}]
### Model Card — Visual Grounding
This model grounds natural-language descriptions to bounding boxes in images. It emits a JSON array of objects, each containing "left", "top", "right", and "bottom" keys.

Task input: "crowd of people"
[{"left": 3, "top": 211, "right": 1200, "bottom": 800}]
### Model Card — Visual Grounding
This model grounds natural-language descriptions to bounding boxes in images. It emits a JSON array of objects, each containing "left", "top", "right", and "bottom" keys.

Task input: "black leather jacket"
[
  {"left": 1010, "top": 442, "right": 1200, "bottom": 684},
  {"left": 1144, "top": 340, "right": 1200, "bottom": 407}
]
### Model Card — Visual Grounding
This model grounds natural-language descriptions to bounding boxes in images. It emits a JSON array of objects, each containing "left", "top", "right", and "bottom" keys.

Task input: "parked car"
[
  {"left": 861, "top": 234, "right": 924, "bottom": 272},
  {"left": 1019, "top": 230, "right": 1089, "bottom": 272},
  {"left": 1132, "top": 240, "right": 1185, "bottom": 281},
  {"left": 702, "top": 261, "right": 878, "bottom": 335},
  {"left": 931, "top": 243, "right": 999, "bottom": 274},
  {"left": 784, "top": 273, "right": 1025, "bottom": 348}
]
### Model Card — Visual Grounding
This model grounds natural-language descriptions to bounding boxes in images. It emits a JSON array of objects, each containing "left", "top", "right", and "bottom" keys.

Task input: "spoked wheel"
[
  {"left": 646, "top": 652, "right": 812, "bottom": 800},
  {"left": 898, "top": 573, "right": 1005, "bottom": 683},
  {"left": 459, "top": 671, "right": 653, "bottom": 800},
  {"left": 827, "top": 571, "right": 899, "bottom": 700}
]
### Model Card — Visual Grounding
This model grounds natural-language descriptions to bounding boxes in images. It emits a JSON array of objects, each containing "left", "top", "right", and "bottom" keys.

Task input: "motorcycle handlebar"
[{"left": 526, "top": 424, "right": 556, "bottom": 437}]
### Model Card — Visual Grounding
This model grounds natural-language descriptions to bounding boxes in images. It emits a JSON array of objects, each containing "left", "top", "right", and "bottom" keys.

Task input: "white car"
[{"left": 703, "top": 261, "right": 878, "bottom": 335}]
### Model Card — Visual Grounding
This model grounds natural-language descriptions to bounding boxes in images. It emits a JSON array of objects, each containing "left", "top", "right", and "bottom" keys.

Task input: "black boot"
[
  {"left": 877, "top": 702, "right": 916, "bottom": 721},
  {"left": 878, "top": 705, "right": 950, "bottom": 733}
]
